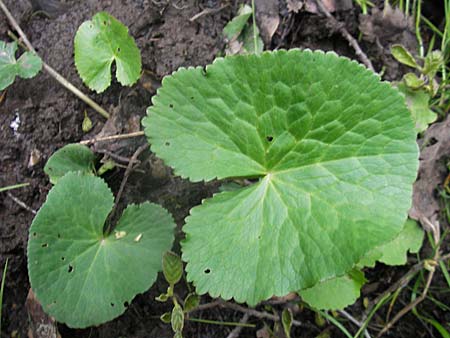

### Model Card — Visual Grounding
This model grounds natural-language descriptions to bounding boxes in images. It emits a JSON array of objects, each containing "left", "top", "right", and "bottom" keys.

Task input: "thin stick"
[
  {"left": 7, "top": 192, "right": 37, "bottom": 214},
  {"left": 226, "top": 313, "right": 250, "bottom": 338},
  {"left": 376, "top": 219, "right": 441, "bottom": 337},
  {"left": 189, "top": 4, "right": 229, "bottom": 22},
  {"left": 0, "top": 1, "right": 110, "bottom": 119},
  {"left": 192, "top": 300, "right": 303, "bottom": 327},
  {"left": 339, "top": 310, "right": 372, "bottom": 338},
  {"left": 313, "top": 0, "right": 375, "bottom": 71},
  {"left": 105, "top": 144, "right": 148, "bottom": 234},
  {"left": 80, "top": 131, "right": 145, "bottom": 145},
  {"left": 188, "top": 317, "right": 255, "bottom": 328}
]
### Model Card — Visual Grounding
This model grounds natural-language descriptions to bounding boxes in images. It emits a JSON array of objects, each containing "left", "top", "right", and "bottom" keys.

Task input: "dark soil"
[{"left": 0, "top": 0, "right": 448, "bottom": 337}]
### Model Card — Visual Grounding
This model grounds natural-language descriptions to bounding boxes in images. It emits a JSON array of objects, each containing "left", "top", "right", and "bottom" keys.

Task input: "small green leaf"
[
  {"left": 162, "top": 251, "right": 183, "bottom": 286},
  {"left": 281, "top": 308, "right": 292, "bottom": 338},
  {"left": 97, "top": 159, "right": 116, "bottom": 176},
  {"left": 74, "top": 12, "right": 142, "bottom": 93},
  {"left": 0, "top": 41, "right": 42, "bottom": 90},
  {"left": 44, "top": 144, "right": 96, "bottom": 184},
  {"left": 171, "top": 301, "right": 184, "bottom": 333},
  {"left": 155, "top": 293, "right": 169, "bottom": 302},
  {"left": 398, "top": 83, "right": 437, "bottom": 133},
  {"left": 183, "top": 293, "right": 200, "bottom": 313},
  {"left": 423, "top": 50, "right": 443, "bottom": 78},
  {"left": 300, "top": 270, "right": 366, "bottom": 310},
  {"left": 359, "top": 219, "right": 423, "bottom": 267},
  {"left": 27, "top": 173, "right": 175, "bottom": 328},
  {"left": 82, "top": 111, "right": 93, "bottom": 133},
  {"left": 223, "top": 5, "right": 253, "bottom": 40},
  {"left": 391, "top": 44, "right": 419, "bottom": 68},
  {"left": 160, "top": 312, "right": 172, "bottom": 324},
  {"left": 403, "top": 73, "right": 424, "bottom": 89}
]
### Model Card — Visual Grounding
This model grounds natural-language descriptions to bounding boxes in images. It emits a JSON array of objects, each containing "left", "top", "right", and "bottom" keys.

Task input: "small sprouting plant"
[
  {"left": 74, "top": 12, "right": 142, "bottom": 93},
  {"left": 27, "top": 145, "right": 175, "bottom": 328},
  {"left": 391, "top": 44, "right": 444, "bottom": 132},
  {"left": 0, "top": 40, "right": 42, "bottom": 91},
  {"left": 143, "top": 49, "right": 421, "bottom": 309}
]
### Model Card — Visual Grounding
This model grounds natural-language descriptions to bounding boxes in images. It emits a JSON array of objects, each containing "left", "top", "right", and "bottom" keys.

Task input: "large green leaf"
[
  {"left": 0, "top": 41, "right": 42, "bottom": 91},
  {"left": 143, "top": 50, "right": 419, "bottom": 305},
  {"left": 28, "top": 173, "right": 174, "bottom": 328},
  {"left": 44, "top": 144, "right": 96, "bottom": 184},
  {"left": 74, "top": 12, "right": 141, "bottom": 93}
]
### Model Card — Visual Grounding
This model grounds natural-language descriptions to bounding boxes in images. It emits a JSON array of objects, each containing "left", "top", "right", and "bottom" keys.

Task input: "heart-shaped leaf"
[
  {"left": 44, "top": 144, "right": 96, "bottom": 184},
  {"left": 0, "top": 41, "right": 42, "bottom": 91},
  {"left": 143, "top": 50, "right": 418, "bottom": 305},
  {"left": 27, "top": 172, "right": 174, "bottom": 328},
  {"left": 74, "top": 12, "right": 141, "bottom": 93}
]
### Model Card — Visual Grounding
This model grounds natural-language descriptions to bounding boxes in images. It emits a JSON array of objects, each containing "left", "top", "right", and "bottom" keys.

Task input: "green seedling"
[
  {"left": 143, "top": 49, "right": 420, "bottom": 309},
  {"left": 391, "top": 44, "right": 444, "bottom": 132},
  {"left": 0, "top": 40, "right": 42, "bottom": 91},
  {"left": 223, "top": 4, "right": 263, "bottom": 55},
  {"left": 74, "top": 12, "right": 142, "bottom": 93}
]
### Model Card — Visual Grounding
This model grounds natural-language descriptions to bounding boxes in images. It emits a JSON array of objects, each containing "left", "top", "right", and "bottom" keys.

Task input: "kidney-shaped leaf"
[
  {"left": 74, "top": 12, "right": 141, "bottom": 93},
  {"left": 28, "top": 172, "right": 174, "bottom": 328},
  {"left": 143, "top": 50, "right": 419, "bottom": 305},
  {"left": 44, "top": 144, "right": 96, "bottom": 184}
]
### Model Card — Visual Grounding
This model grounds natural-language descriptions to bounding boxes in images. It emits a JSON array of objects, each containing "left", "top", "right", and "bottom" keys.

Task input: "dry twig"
[
  {"left": 226, "top": 313, "right": 250, "bottom": 338},
  {"left": 7, "top": 192, "right": 37, "bottom": 214},
  {"left": 313, "top": 0, "right": 375, "bottom": 71},
  {"left": 376, "top": 219, "right": 440, "bottom": 337},
  {"left": 80, "top": 131, "right": 145, "bottom": 145}
]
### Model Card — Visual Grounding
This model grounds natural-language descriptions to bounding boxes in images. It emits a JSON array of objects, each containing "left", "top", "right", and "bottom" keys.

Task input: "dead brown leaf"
[
  {"left": 287, "top": 0, "right": 303, "bottom": 13},
  {"left": 409, "top": 114, "right": 450, "bottom": 224},
  {"left": 304, "top": 0, "right": 352, "bottom": 14},
  {"left": 26, "top": 289, "right": 61, "bottom": 338},
  {"left": 255, "top": 0, "right": 280, "bottom": 45}
]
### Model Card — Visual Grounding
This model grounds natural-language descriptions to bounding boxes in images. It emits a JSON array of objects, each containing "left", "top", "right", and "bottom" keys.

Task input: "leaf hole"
[
  {"left": 41, "top": 243, "right": 48, "bottom": 248},
  {"left": 258, "top": 235, "right": 261, "bottom": 240},
  {"left": 266, "top": 136, "right": 274, "bottom": 142},
  {"left": 111, "top": 303, "right": 115, "bottom": 307},
  {"left": 201, "top": 67, "right": 207, "bottom": 76},
  {"left": 103, "top": 20, "right": 107, "bottom": 25},
  {"left": 33, "top": 232, "right": 37, "bottom": 237},
  {"left": 190, "top": 96, "right": 194, "bottom": 100},
  {"left": 61, "top": 257, "right": 65, "bottom": 261},
  {"left": 117, "top": 47, "right": 121, "bottom": 53},
  {"left": 68, "top": 265, "right": 74, "bottom": 273},
  {"left": 57, "top": 233, "right": 61, "bottom": 238},
  {"left": 204, "top": 268, "right": 211, "bottom": 274},
  {"left": 124, "top": 301, "right": 129, "bottom": 308},
  {"left": 165, "top": 142, "right": 170, "bottom": 146},
  {"left": 169, "top": 104, "right": 174, "bottom": 108}
]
